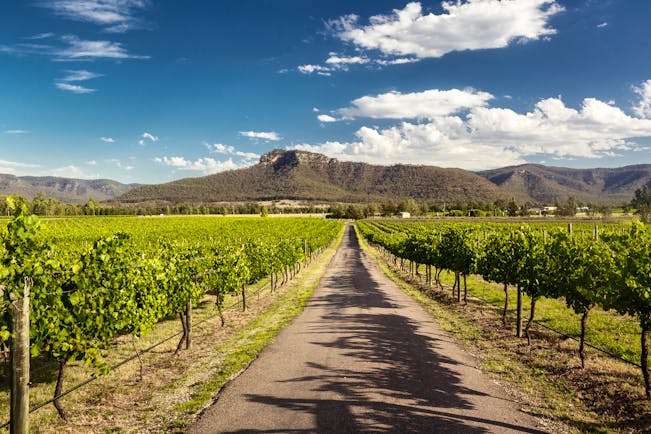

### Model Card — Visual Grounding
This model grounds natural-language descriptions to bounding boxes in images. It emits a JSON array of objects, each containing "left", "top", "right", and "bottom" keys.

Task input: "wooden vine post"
[{"left": 10, "top": 277, "right": 31, "bottom": 434}]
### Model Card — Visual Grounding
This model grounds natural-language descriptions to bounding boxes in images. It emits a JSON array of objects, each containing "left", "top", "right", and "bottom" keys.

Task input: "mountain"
[
  {"left": 9, "top": 152, "right": 649, "bottom": 207},
  {"left": 478, "top": 164, "right": 651, "bottom": 205},
  {"left": 115, "top": 149, "right": 507, "bottom": 205},
  {"left": 0, "top": 174, "right": 139, "bottom": 204}
]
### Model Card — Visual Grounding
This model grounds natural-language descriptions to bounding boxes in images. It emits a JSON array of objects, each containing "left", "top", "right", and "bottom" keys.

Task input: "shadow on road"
[{"left": 224, "top": 225, "right": 545, "bottom": 433}]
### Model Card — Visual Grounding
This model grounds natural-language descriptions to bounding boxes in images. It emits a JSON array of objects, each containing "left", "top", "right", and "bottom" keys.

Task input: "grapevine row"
[
  {"left": 357, "top": 218, "right": 651, "bottom": 399},
  {"left": 0, "top": 198, "right": 342, "bottom": 421}
]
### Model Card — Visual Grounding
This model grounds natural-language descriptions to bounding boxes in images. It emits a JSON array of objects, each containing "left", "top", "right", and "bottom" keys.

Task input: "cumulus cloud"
[
  {"left": 331, "top": 1, "right": 563, "bottom": 59},
  {"left": 337, "top": 88, "right": 494, "bottom": 120},
  {"left": 40, "top": 0, "right": 150, "bottom": 33},
  {"left": 633, "top": 80, "right": 651, "bottom": 119},
  {"left": 317, "top": 114, "right": 337, "bottom": 123},
  {"left": 100, "top": 136, "right": 115, "bottom": 142},
  {"left": 153, "top": 156, "right": 242, "bottom": 175},
  {"left": 239, "top": 131, "right": 281, "bottom": 141},
  {"left": 298, "top": 0, "right": 562, "bottom": 76},
  {"left": 294, "top": 82, "right": 651, "bottom": 170},
  {"left": 597, "top": 22, "right": 608, "bottom": 28}
]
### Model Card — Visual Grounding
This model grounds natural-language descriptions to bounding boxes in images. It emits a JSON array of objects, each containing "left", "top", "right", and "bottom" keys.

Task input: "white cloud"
[
  {"left": 153, "top": 156, "right": 243, "bottom": 175},
  {"left": 3, "top": 130, "right": 28, "bottom": 134},
  {"left": 56, "top": 69, "right": 102, "bottom": 93},
  {"left": 142, "top": 132, "right": 158, "bottom": 142},
  {"left": 0, "top": 35, "right": 148, "bottom": 61},
  {"left": 325, "top": 55, "right": 369, "bottom": 65},
  {"left": 208, "top": 143, "right": 234, "bottom": 154},
  {"left": 205, "top": 142, "right": 260, "bottom": 160},
  {"left": 0, "top": 159, "right": 39, "bottom": 169},
  {"left": 313, "top": 107, "right": 320, "bottom": 112},
  {"left": 139, "top": 131, "right": 158, "bottom": 145},
  {"left": 55, "top": 82, "right": 96, "bottom": 93},
  {"left": 86, "top": 160, "right": 97, "bottom": 165},
  {"left": 597, "top": 22, "right": 608, "bottom": 28},
  {"left": 49, "top": 164, "right": 88, "bottom": 178},
  {"left": 294, "top": 83, "right": 651, "bottom": 170},
  {"left": 338, "top": 88, "right": 493, "bottom": 120},
  {"left": 375, "top": 57, "right": 419, "bottom": 66},
  {"left": 239, "top": 131, "right": 281, "bottom": 141},
  {"left": 317, "top": 114, "right": 337, "bottom": 123},
  {"left": 633, "top": 80, "right": 651, "bottom": 119},
  {"left": 41, "top": 0, "right": 149, "bottom": 33},
  {"left": 61, "top": 69, "right": 102, "bottom": 82},
  {"left": 100, "top": 136, "right": 115, "bottom": 143},
  {"left": 26, "top": 32, "right": 56, "bottom": 40},
  {"left": 298, "top": 64, "right": 333, "bottom": 76},
  {"left": 331, "top": 1, "right": 563, "bottom": 59},
  {"left": 56, "top": 35, "right": 148, "bottom": 60}
]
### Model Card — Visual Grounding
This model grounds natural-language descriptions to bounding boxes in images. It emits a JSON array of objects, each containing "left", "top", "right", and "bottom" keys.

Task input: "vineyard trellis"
[
  {"left": 0, "top": 198, "right": 343, "bottom": 432},
  {"left": 357, "top": 218, "right": 651, "bottom": 399}
]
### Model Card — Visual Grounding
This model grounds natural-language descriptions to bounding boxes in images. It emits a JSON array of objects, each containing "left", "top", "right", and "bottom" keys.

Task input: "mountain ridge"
[
  {"left": 0, "top": 174, "right": 139, "bottom": 204},
  {"left": 115, "top": 149, "right": 508, "bottom": 205},
  {"left": 4, "top": 150, "right": 651, "bottom": 206}
]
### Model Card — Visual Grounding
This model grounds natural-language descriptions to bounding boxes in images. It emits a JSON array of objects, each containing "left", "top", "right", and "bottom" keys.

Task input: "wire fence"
[
  {"left": 0, "top": 269, "right": 293, "bottom": 430},
  {"left": 377, "top": 247, "right": 642, "bottom": 370}
]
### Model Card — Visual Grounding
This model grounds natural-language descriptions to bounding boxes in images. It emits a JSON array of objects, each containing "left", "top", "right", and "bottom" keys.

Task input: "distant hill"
[
  {"left": 115, "top": 149, "right": 507, "bottom": 205},
  {"left": 0, "top": 174, "right": 139, "bottom": 204},
  {"left": 478, "top": 164, "right": 651, "bottom": 205},
  {"left": 7, "top": 152, "right": 650, "bottom": 207}
]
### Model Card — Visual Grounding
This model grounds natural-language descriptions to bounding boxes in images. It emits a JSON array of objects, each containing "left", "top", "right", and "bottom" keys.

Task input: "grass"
[
  {"left": 355, "top": 225, "right": 651, "bottom": 433},
  {"left": 0, "top": 225, "right": 344, "bottom": 433},
  {"left": 460, "top": 271, "right": 642, "bottom": 365}
]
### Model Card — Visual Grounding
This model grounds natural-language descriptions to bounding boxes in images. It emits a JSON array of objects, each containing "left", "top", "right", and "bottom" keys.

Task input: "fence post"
[{"left": 10, "top": 277, "right": 31, "bottom": 434}]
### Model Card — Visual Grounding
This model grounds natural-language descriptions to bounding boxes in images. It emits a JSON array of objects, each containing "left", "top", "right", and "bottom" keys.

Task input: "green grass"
[{"left": 434, "top": 269, "right": 642, "bottom": 366}]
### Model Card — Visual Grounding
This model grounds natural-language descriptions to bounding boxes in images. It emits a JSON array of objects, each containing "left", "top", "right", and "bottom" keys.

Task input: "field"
[
  {"left": 357, "top": 218, "right": 651, "bottom": 431},
  {"left": 0, "top": 211, "right": 343, "bottom": 432}
]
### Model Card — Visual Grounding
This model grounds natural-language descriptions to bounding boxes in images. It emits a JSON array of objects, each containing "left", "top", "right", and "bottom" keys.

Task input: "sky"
[{"left": 2, "top": 0, "right": 651, "bottom": 184}]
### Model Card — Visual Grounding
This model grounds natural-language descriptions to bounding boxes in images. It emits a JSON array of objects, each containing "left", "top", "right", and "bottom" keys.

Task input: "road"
[{"left": 189, "top": 224, "right": 547, "bottom": 433}]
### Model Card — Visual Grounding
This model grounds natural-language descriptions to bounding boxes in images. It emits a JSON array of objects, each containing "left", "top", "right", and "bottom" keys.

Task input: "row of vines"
[
  {"left": 0, "top": 197, "right": 343, "bottom": 426},
  {"left": 357, "top": 218, "right": 651, "bottom": 399}
]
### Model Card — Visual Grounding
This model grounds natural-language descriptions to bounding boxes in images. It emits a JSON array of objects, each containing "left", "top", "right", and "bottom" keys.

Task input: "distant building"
[{"left": 396, "top": 212, "right": 411, "bottom": 219}]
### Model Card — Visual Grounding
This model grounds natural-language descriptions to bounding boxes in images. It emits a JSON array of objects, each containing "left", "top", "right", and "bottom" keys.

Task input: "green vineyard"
[
  {"left": 0, "top": 199, "right": 342, "bottom": 428},
  {"left": 357, "top": 218, "right": 651, "bottom": 399}
]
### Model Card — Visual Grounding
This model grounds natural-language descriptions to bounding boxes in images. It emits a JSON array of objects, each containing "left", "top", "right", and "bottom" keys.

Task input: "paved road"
[{"left": 189, "top": 225, "right": 547, "bottom": 433}]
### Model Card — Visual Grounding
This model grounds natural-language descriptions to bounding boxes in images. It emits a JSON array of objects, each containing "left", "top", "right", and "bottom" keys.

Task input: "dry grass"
[
  {"left": 357, "top": 231, "right": 651, "bottom": 434},
  {"left": 0, "top": 230, "right": 343, "bottom": 433}
]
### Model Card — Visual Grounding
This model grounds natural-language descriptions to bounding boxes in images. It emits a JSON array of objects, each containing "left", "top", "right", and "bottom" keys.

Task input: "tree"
[
  {"left": 631, "top": 185, "right": 651, "bottom": 223},
  {"left": 557, "top": 196, "right": 578, "bottom": 217},
  {"left": 506, "top": 198, "right": 519, "bottom": 217},
  {"left": 83, "top": 199, "right": 100, "bottom": 215}
]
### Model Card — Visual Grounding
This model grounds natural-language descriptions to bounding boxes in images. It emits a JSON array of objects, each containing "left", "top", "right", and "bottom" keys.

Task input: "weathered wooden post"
[{"left": 10, "top": 277, "right": 31, "bottom": 434}]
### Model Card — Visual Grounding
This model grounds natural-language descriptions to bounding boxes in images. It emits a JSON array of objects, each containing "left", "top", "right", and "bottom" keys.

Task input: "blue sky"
[{"left": 2, "top": 0, "right": 651, "bottom": 184}]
